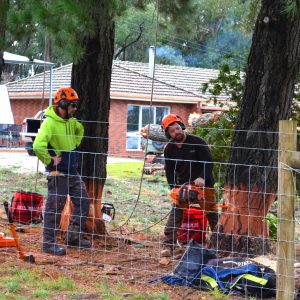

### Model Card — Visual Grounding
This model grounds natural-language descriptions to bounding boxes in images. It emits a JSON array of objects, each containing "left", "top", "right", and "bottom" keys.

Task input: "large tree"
[
  {"left": 3, "top": 0, "right": 119, "bottom": 234},
  {"left": 71, "top": 1, "right": 115, "bottom": 234},
  {"left": 210, "top": 0, "right": 300, "bottom": 255},
  {"left": 0, "top": 0, "right": 9, "bottom": 82}
]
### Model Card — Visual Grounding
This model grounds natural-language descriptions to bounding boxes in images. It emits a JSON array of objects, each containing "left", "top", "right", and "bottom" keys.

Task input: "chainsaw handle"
[
  {"left": 178, "top": 183, "right": 188, "bottom": 205},
  {"left": 3, "top": 201, "right": 13, "bottom": 224}
]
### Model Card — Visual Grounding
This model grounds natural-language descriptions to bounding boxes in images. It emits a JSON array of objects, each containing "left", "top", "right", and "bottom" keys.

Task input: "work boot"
[
  {"left": 65, "top": 225, "right": 91, "bottom": 248},
  {"left": 65, "top": 238, "right": 92, "bottom": 249},
  {"left": 42, "top": 245, "right": 66, "bottom": 256},
  {"left": 206, "top": 212, "right": 219, "bottom": 231}
]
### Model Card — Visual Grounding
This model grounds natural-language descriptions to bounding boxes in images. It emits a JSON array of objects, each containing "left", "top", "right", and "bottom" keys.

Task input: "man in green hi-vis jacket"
[{"left": 33, "top": 87, "right": 91, "bottom": 256}]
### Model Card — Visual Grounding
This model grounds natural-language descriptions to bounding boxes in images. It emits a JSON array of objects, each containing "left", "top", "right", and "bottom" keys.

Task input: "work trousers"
[
  {"left": 164, "top": 205, "right": 183, "bottom": 248},
  {"left": 42, "top": 174, "right": 90, "bottom": 248}
]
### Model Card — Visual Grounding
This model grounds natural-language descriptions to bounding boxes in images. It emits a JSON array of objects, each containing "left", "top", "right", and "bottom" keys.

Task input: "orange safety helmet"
[
  {"left": 161, "top": 114, "right": 186, "bottom": 133},
  {"left": 53, "top": 87, "right": 79, "bottom": 108}
]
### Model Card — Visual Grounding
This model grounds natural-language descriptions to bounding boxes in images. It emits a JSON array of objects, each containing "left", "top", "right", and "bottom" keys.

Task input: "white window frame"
[{"left": 126, "top": 104, "right": 170, "bottom": 150}]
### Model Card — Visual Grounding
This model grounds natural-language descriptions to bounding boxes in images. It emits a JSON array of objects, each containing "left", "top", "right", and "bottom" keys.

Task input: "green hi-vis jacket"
[{"left": 33, "top": 106, "right": 84, "bottom": 167}]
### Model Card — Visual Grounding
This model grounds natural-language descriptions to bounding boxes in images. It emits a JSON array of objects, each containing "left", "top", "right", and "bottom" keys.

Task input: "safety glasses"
[{"left": 69, "top": 101, "right": 79, "bottom": 108}]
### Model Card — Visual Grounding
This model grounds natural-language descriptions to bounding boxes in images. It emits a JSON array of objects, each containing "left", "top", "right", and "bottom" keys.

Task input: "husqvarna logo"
[{"left": 223, "top": 260, "right": 252, "bottom": 267}]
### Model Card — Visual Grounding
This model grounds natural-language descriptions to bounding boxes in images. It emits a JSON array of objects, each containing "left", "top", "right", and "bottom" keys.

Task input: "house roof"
[{"left": 6, "top": 60, "right": 231, "bottom": 105}]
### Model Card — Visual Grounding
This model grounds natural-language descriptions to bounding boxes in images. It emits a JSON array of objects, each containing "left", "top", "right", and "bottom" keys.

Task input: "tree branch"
[{"left": 114, "top": 23, "right": 144, "bottom": 60}]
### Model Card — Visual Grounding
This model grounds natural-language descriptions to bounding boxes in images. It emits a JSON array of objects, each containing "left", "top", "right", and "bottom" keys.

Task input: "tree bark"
[
  {"left": 140, "top": 124, "right": 168, "bottom": 142},
  {"left": 60, "top": 1, "right": 115, "bottom": 236},
  {"left": 0, "top": 0, "right": 9, "bottom": 83},
  {"left": 44, "top": 33, "right": 52, "bottom": 63},
  {"left": 210, "top": 0, "right": 300, "bottom": 255}
]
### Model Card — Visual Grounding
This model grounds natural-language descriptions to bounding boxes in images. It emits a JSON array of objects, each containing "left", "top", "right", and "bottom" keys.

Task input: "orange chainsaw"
[{"left": 170, "top": 182, "right": 205, "bottom": 206}]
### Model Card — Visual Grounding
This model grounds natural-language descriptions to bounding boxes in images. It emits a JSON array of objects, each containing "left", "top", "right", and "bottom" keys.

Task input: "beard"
[
  {"left": 173, "top": 133, "right": 185, "bottom": 142},
  {"left": 67, "top": 110, "right": 76, "bottom": 118}
]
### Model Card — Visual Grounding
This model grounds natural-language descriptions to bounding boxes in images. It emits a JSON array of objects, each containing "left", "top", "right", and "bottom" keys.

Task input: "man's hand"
[
  {"left": 194, "top": 177, "right": 205, "bottom": 187},
  {"left": 52, "top": 156, "right": 61, "bottom": 166}
]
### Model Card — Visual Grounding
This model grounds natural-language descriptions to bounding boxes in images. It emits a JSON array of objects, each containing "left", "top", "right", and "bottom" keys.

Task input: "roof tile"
[{"left": 6, "top": 61, "right": 229, "bottom": 102}]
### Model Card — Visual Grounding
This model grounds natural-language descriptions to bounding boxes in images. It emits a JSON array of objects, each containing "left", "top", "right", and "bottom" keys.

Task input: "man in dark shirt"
[{"left": 161, "top": 114, "right": 218, "bottom": 256}]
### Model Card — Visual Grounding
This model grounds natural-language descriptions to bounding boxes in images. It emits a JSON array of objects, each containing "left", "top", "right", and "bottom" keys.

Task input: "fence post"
[{"left": 277, "top": 120, "right": 297, "bottom": 300}]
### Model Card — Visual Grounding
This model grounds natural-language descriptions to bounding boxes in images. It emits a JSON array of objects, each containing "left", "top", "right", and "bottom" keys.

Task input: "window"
[{"left": 126, "top": 105, "right": 170, "bottom": 150}]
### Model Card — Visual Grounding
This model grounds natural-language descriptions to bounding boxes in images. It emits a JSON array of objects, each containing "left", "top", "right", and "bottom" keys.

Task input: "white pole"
[
  {"left": 149, "top": 46, "right": 155, "bottom": 78},
  {"left": 49, "top": 66, "right": 53, "bottom": 106}
]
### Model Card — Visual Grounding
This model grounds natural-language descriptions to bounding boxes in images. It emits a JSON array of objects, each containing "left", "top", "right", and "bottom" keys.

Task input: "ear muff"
[
  {"left": 59, "top": 99, "right": 69, "bottom": 109},
  {"left": 178, "top": 122, "right": 186, "bottom": 130},
  {"left": 164, "top": 131, "right": 171, "bottom": 139}
]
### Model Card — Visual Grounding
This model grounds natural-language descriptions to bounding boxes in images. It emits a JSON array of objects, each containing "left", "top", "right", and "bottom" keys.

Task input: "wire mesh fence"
[{"left": 0, "top": 120, "right": 299, "bottom": 299}]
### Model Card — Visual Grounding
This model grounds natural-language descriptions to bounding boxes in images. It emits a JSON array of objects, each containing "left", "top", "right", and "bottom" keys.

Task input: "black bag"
[{"left": 151, "top": 240, "right": 276, "bottom": 298}]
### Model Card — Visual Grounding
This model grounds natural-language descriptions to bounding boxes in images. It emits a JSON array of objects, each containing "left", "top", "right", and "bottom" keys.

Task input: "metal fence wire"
[{"left": 0, "top": 120, "right": 299, "bottom": 299}]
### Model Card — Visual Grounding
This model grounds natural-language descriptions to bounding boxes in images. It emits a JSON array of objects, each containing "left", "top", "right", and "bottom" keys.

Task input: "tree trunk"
[
  {"left": 44, "top": 33, "right": 52, "bottom": 63},
  {"left": 0, "top": 0, "right": 9, "bottom": 83},
  {"left": 140, "top": 124, "right": 168, "bottom": 142},
  {"left": 60, "top": 2, "right": 115, "bottom": 236},
  {"left": 210, "top": 0, "right": 300, "bottom": 255}
]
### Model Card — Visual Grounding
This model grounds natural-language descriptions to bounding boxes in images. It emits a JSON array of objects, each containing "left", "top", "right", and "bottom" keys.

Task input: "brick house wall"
[
  {"left": 10, "top": 97, "right": 199, "bottom": 158},
  {"left": 108, "top": 99, "right": 199, "bottom": 158},
  {"left": 11, "top": 99, "right": 45, "bottom": 125},
  {"left": 108, "top": 99, "right": 127, "bottom": 156}
]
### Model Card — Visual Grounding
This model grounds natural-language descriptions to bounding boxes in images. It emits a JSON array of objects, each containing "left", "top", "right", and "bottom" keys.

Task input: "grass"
[
  {"left": 0, "top": 161, "right": 170, "bottom": 234},
  {"left": 0, "top": 266, "right": 84, "bottom": 299},
  {"left": 0, "top": 167, "right": 47, "bottom": 204},
  {"left": 107, "top": 161, "right": 144, "bottom": 179},
  {"left": 95, "top": 278, "right": 169, "bottom": 300},
  {"left": 209, "top": 289, "right": 232, "bottom": 300},
  {"left": 104, "top": 161, "right": 170, "bottom": 233}
]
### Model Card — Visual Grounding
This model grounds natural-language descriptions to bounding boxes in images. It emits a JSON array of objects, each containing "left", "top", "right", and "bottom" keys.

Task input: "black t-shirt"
[{"left": 164, "top": 134, "right": 214, "bottom": 188}]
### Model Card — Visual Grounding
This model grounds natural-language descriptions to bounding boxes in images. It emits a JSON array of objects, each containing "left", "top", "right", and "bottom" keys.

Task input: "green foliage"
[
  {"left": 115, "top": 2, "right": 157, "bottom": 62},
  {"left": 5, "top": 0, "right": 120, "bottom": 65},
  {"left": 201, "top": 63, "right": 244, "bottom": 105},
  {"left": 265, "top": 214, "right": 278, "bottom": 241},
  {"left": 194, "top": 61, "right": 300, "bottom": 190},
  {"left": 0, "top": 0, "right": 9, "bottom": 49},
  {"left": 282, "top": 0, "right": 300, "bottom": 19},
  {"left": 115, "top": 0, "right": 257, "bottom": 68},
  {"left": 193, "top": 112, "right": 236, "bottom": 188},
  {"left": 193, "top": 64, "right": 242, "bottom": 188},
  {"left": 2, "top": 0, "right": 259, "bottom": 70}
]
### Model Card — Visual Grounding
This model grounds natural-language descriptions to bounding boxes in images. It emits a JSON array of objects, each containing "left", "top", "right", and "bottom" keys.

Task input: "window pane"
[
  {"left": 126, "top": 136, "right": 140, "bottom": 149},
  {"left": 155, "top": 107, "right": 169, "bottom": 124},
  {"left": 127, "top": 105, "right": 139, "bottom": 132},
  {"left": 141, "top": 106, "right": 154, "bottom": 127}
]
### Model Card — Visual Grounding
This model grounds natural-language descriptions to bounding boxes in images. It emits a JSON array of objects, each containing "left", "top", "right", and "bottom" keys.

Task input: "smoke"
[
  {"left": 155, "top": 28, "right": 251, "bottom": 69},
  {"left": 156, "top": 46, "right": 186, "bottom": 66}
]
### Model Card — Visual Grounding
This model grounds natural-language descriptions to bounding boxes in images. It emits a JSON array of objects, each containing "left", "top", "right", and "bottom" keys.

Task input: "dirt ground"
[
  {"left": 0, "top": 220, "right": 219, "bottom": 300},
  {"left": 0, "top": 213, "right": 283, "bottom": 300}
]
